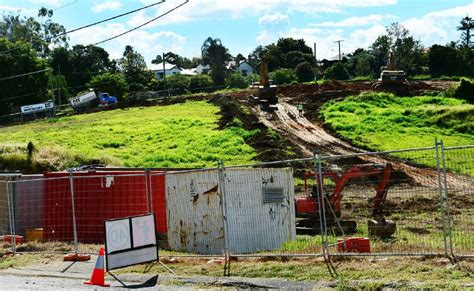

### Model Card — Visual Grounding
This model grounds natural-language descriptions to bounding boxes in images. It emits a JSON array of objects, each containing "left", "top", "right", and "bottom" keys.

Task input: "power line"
[
  {"left": 55, "top": 0, "right": 165, "bottom": 38},
  {"left": 93, "top": 0, "right": 189, "bottom": 46},
  {"left": 54, "top": 0, "right": 78, "bottom": 11},
  {"left": 0, "top": 68, "right": 51, "bottom": 81},
  {"left": 0, "top": 1, "right": 165, "bottom": 55}
]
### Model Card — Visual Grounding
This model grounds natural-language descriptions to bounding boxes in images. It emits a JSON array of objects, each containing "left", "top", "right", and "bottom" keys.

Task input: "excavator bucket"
[{"left": 367, "top": 219, "right": 396, "bottom": 237}]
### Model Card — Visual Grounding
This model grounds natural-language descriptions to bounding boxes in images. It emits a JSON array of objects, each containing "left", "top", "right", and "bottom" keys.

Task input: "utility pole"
[
  {"left": 334, "top": 40, "right": 344, "bottom": 61},
  {"left": 58, "top": 65, "right": 61, "bottom": 107},
  {"left": 314, "top": 42, "right": 317, "bottom": 64},
  {"left": 162, "top": 52, "right": 166, "bottom": 91}
]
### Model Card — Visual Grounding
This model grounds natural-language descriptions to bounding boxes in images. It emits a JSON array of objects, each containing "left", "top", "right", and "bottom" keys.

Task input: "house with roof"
[
  {"left": 149, "top": 62, "right": 183, "bottom": 80},
  {"left": 226, "top": 60, "right": 255, "bottom": 76}
]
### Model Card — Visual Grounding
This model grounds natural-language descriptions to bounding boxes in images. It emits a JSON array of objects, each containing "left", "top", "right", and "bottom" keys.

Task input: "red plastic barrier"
[
  {"left": 43, "top": 171, "right": 167, "bottom": 243},
  {"left": 337, "top": 237, "right": 371, "bottom": 253}
]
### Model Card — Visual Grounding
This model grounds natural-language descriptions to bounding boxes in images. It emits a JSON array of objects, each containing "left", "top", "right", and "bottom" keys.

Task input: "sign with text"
[
  {"left": 21, "top": 101, "right": 54, "bottom": 114},
  {"left": 104, "top": 213, "right": 158, "bottom": 271}
]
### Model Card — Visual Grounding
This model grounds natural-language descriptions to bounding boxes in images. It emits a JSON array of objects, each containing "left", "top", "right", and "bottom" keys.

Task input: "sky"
[{"left": 1, "top": 0, "right": 473, "bottom": 66}]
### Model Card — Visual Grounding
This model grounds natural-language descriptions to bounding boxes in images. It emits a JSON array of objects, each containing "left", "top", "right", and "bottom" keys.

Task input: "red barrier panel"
[{"left": 43, "top": 171, "right": 166, "bottom": 243}]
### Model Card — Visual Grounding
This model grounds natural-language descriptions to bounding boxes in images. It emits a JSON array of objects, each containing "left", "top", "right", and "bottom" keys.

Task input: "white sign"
[
  {"left": 70, "top": 91, "right": 97, "bottom": 107},
  {"left": 105, "top": 219, "right": 131, "bottom": 254},
  {"left": 21, "top": 101, "right": 54, "bottom": 114},
  {"left": 132, "top": 215, "right": 155, "bottom": 248},
  {"left": 105, "top": 213, "right": 158, "bottom": 271}
]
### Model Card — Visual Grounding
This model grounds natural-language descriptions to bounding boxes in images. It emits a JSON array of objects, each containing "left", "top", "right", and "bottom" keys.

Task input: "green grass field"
[
  {"left": 321, "top": 93, "right": 474, "bottom": 174},
  {"left": 0, "top": 101, "right": 258, "bottom": 170}
]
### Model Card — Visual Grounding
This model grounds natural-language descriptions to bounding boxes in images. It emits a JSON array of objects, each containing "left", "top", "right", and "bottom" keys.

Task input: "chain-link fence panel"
[
  {"left": 70, "top": 173, "right": 150, "bottom": 254},
  {"left": 316, "top": 147, "right": 448, "bottom": 256},
  {"left": 442, "top": 145, "right": 474, "bottom": 258}
]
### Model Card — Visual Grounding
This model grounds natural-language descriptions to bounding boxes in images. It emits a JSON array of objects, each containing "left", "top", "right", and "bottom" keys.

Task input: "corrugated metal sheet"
[
  {"left": 224, "top": 168, "right": 296, "bottom": 254},
  {"left": 14, "top": 175, "right": 44, "bottom": 236},
  {"left": 165, "top": 168, "right": 296, "bottom": 255},
  {"left": 165, "top": 170, "right": 224, "bottom": 254}
]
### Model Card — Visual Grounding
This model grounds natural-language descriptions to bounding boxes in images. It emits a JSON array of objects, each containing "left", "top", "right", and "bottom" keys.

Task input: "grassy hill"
[
  {"left": 321, "top": 93, "right": 474, "bottom": 174},
  {"left": 0, "top": 101, "right": 259, "bottom": 171},
  {"left": 321, "top": 93, "right": 473, "bottom": 149}
]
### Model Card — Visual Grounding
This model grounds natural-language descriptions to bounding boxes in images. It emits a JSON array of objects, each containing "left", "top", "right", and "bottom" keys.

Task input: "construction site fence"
[{"left": 0, "top": 140, "right": 472, "bottom": 262}]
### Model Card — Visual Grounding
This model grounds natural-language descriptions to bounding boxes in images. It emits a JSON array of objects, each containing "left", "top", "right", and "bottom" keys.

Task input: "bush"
[
  {"left": 295, "top": 62, "right": 314, "bottom": 83},
  {"left": 225, "top": 72, "right": 249, "bottom": 89},
  {"left": 324, "top": 62, "right": 351, "bottom": 80},
  {"left": 454, "top": 78, "right": 474, "bottom": 103},
  {"left": 270, "top": 69, "right": 297, "bottom": 85},
  {"left": 88, "top": 72, "right": 128, "bottom": 100},
  {"left": 165, "top": 74, "right": 190, "bottom": 90},
  {"left": 189, "top": 74, "right": 214, "bottom": 89}
]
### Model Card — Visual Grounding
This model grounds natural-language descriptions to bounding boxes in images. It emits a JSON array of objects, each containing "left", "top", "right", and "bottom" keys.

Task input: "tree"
[
  {"left": 295, "top": 62, "right": 314, "bottom": 83},
  {"left": 457, "top": 15, "right": 474, "bottom": 48},
  {"left": 370, "top": 23, "right": 424, "bottom": 75},
  {"left": 201, "top": 37, "right": 230, "bottom": 85},
  {"left": 152, "top": 52, "right": 194, "bottom": 68},
  {"left": 0, "top": 38, "right": 49, "bottom": 115},
  {"left": 119, "top": 45, "right": 155, "bottom": 92},
  {"left": 428, "top": 45, "right": 462, "bottom": 77},
  {"left": 270, "top": 68, "right": 297, "bottom": 85},
  {"left": 324, "top": 62, "right": 351, "bottom": 80},
  {"left": 48, "top": 73, "right": 69, "bottom": 105},
  {"left": 225, "top": 72, "right": 249, "bottom": 89},
  {"left": 234, "top": 53, "right": 246, "bottom": 64},
  {"left": 88, "top": 72, "right": 128, "bottom": 100},
  {"left": 0, "top": 8, "right": 67, "bottom": 56}
]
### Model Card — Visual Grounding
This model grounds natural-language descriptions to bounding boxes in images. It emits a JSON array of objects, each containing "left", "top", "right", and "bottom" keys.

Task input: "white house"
[
  {"left": 226, "top": 60, "right": 255, "bottom": 76},
  {"left": 236, "top": 60, "right": 254, "bottom": 76},
  {"left": 149, "top": 62, "right": 182, "bottom": 79},
  {"left": 195, "top": 64, "right": 210, "bottom": 74}
]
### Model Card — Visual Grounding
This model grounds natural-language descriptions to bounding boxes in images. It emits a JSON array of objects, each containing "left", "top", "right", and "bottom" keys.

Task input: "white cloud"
[
  {"left": 313, "top": 14, "right": 396, "bottom": 27},
  {"left": 402, "top": 3, "right": 474, "bottom": 46},
  {"left": 28, "top": 0, "right": 63, "bottom": 7},
  {"left": 91, "top": 1, "right": 123, "bottom": 13},
  {"left": 259, "top": 13, "right": 290, "bottom": 25},
  {"left": 69, "top": 23, "right": 186, "bottom": 65},
  {"left": 133, "top": 0, "right": 397, "bottom": 27}
]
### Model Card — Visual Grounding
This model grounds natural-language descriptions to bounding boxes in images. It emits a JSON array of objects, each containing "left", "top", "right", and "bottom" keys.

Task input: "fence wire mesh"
[
  {"left": 443, "top": 145, "right": 474, "bottom": 258},
  {"left": 318, "top": 147, "right": 447, "bottom": 256},
  {"left": 0, "top": 141, "right": 472, "bottom": 262}
]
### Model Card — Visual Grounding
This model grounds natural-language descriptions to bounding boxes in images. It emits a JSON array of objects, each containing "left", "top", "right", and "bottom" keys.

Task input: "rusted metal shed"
[{"left": 165, "top": 168, "right": 295, "bottom": 255}]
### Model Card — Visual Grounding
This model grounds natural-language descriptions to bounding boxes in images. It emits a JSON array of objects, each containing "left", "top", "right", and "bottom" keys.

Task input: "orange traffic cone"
[{"left": 84, "top": 247, "right": 110, "bottom": 287}]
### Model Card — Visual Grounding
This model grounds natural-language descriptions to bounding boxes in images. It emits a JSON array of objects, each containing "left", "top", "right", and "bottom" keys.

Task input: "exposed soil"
[{"left": 238, "top": 81, "right": 471, "bottom": 189}]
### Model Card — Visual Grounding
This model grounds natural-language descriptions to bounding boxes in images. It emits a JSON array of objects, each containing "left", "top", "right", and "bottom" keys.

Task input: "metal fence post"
[
  {"left": 145, "top": 170, "right": 151, "bottom": 213},
  {"left": 68, "top": 170, "right": 79, "bottom": 255},
  {"left": 440, "top": 140, "right": 455, "bottom": 259},
  {"left": 218, "top": 161, "right": 231, "bottom": 276},
  {"left": 435, "top": 138, "right": 449, "bottom": 259},
  {"left": 6, "top": 181, "right": 16, "bottom": 253}
]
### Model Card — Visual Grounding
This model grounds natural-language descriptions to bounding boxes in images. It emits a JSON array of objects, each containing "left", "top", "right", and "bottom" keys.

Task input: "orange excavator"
[
  {"left": 249, "top": 53, "right": 277, "bottom": 109},
  {"left": 295, "top": 163, "right": 396, "bottom": 237}
]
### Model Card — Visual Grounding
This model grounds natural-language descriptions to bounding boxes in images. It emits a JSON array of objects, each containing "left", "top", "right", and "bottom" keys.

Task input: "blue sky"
[{"left": 1, "top": 0, "right": 473, "bottom": 65}]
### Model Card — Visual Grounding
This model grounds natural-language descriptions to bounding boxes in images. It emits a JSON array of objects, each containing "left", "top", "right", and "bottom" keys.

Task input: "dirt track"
[{"left": 249, "top": 97, "right": 470, "bottom": 189}]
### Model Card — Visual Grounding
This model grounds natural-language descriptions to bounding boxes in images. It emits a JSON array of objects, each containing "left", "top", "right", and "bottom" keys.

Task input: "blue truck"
[{"left": 99, "top": 93, "right": 118, "bottom": 105}]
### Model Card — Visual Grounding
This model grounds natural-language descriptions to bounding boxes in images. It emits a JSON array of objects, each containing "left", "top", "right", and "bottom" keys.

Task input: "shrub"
[
  {"left": 270, "top": 69, "right": 297, "bottom": 85},
  {"left": 324, "top": 62, "right": 351, "bottom": 80},
  {"left": 454, "top": 78, "right": 474, "bottom": 103},
  {"left": 295, "top": 62, "right": 314, "bottom": 83},
  {"left": 225, "top": 72, "right": 249, "bottom": 89},
  {"left": 189, "top": 74, "right": 214, "bottom": 89},
  {"left": 166, "top": 74, "right": 190, "bottom": 90}
]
